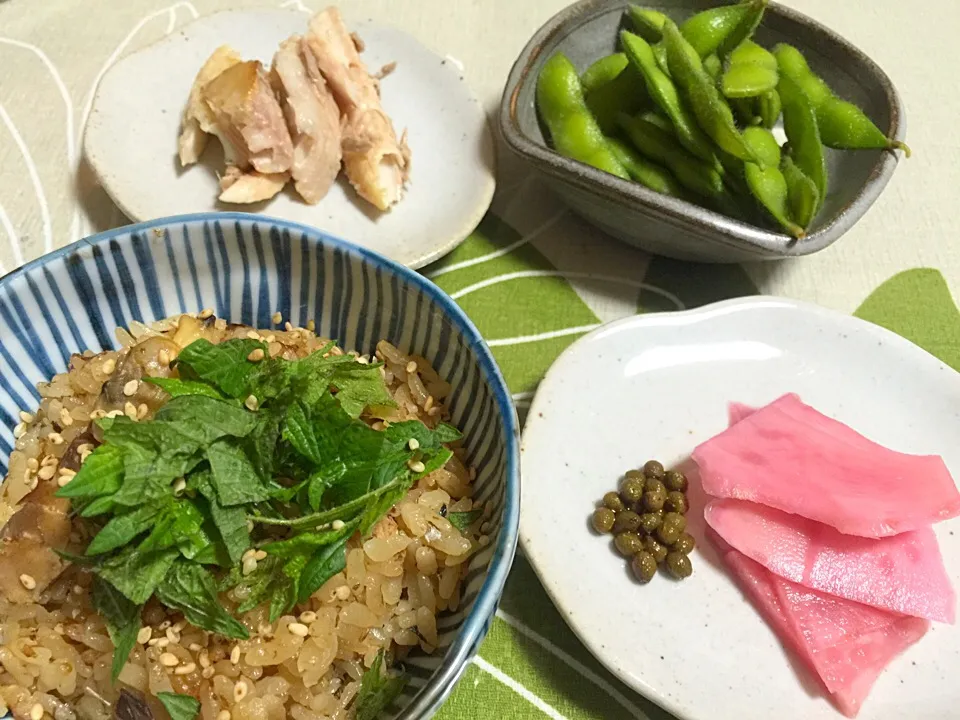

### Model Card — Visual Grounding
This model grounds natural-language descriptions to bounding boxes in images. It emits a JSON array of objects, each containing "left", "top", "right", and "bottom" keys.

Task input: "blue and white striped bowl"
[{"left": 0, "top": 213, "right": 520, "bottom": 719}]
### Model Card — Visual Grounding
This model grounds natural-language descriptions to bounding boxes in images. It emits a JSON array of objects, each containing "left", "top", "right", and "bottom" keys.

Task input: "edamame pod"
[
  {"left": 773, "top": 43, "right": 909, "bottom": 155},
  {"left": 581, "top": 53, "right": 630, "bottom": 93},
  {"left": 662, "top": 21, "right": 757, "bottom": 162},
  {"left": 582, "top": 55, "right": 649, "bottom": 134},
  {"left": 721, "top": 41, "right": 779, "bottom": 98},
  {"left": 744, "top": 162, "right": 805, "bottom": 237},
  {"left": 679, "top": 2, "right": 752, "bottom": 58},
  {"left": 620, "top": 30, "right": 717, "bottom": 163},
  {"left": 778, "top": 73, "right": 827, "bottom": 211},
  {"left": 607, "top": 137, "right": 689, "bottom": 198},
  {"left": 716, "top": 0, "right": 769, "bottom": 58},
  {"left": 628, "top": 6, "right": 667, "bottom": 43},
  {"left": 536, "top": 53, "right": 630, "bottom": 179},
  {"left": 781, "top": 155, "right": 820, "bottom": 228},
  {"left": 758, "top": 89, "right": 781, "bottom": 129},
  {"left": 703, "top": 54, "right": 722, "bottom": 81},
  {"left": 742, "top": 126, "right": 780, "bottom": 168},
  {"left": 617, "top": 112, "right": 724, "bottom": 198}
]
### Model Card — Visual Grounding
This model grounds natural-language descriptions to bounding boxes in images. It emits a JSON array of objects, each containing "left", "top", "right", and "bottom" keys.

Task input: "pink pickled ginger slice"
[
  {"left": 694, "top": 393, "right": 960, "bottom": 537},
  {"left": 724, "top": 550, "right": 929, "bottom": 718},
  {"left": 706, "top": 498, "right": 956, "bottom": 623}
]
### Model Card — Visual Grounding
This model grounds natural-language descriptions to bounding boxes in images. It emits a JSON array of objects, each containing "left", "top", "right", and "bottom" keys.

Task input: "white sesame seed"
[
  {"left": 137, "top": 403, "right": 149, "bottom": 420},
  {"left": 188, "top": 643, "right": 202, "bottom": 654},
  {"left": 124, "top": 402, "right": 138, "bottom": 419},
  {"left": 47, "top": 432, "right": 64, "bottom": 445},
  {"left": 172, "top": 478, "right": 187, "bottom": 496},
  {"left": 247, "top": 520, "right": 255, "bottom": 532},
  {"left": 19, "top": 410, "right": 34, "bottom": 423},
  {"left": 265, "top": 334, "right": 276, "bottom": 343},
  {"left": 158, "top": 349, "right": 170, "bottom": 366},
  {"left": 156, "top": 637, "right": 170, "bottom": 648},
  {"left": 30, "top": 702, "right": 43, "bottom": 720},
  {"left": 287, "top": 622, "right": 309, "bottom": 637},
  {"left": 244, "top": 395, "right": 259, "bottom": 411},
  {"left": 233, "top": 679, "right": 249, "bottom": 703},
  {"left": 57, "top": 471, "right": 76, "bottom": 488},
  {"left": 335, "top": 585, "right": 351, "bottom": 601},
  {"left": 230, "top": 645, "right": 241, "bottom": 664},
  {"left": 284, "top": 321, "right": 293, "bottom": 332},
  {"left": 298, "top": 611, "right": 317, "bottom": 623},
  {"left": 102, "top": 358, "right": 117, "bottom": 375},
  {"left": 13, "top": 423, "right": 26, "bottom": 439},
  {"left": 245, "top": 330, "right": 261, "bottom": 341},
  {"left": 254, "top": 550, "right": 267, "bottom": 561},
  {"left": 59, "top": 407, "right": 74, "bottom": 427},
  {"left": 247, "top": 348, "right": 265, "bottom": 362},
  {"left": 427, "top": 406, "right": 441, "bottom": 417},
  {"left": 242, "top": 548, "right": 256, "bottom": 562},
  {"left": 28, "top": 477, "right": 38, "bottom": 491},
  {"left": 424, "top": 396, "right": 434, "bottom": 412},
  {"left": 41, "top": 454, "right": 57, "bottom": 466},
  {"left": 242, "top": 557, "right": 257, "bottom": 576},
  {"left": 407, "top": 438, "right": 420, "bottom": 451},
  {"left": 123, "top": 379, "right": 139, "bottom": 397},
  {"left": 37, "top": 465, "right": 56, "bottom": 481},
  {"left": 408, "top": 459, "right": 426, "bottom": 473},
  {"left": 19, "top": 574, "right": 36, "bottom": 590},
  {"left": 217, "top": 711, "right": 231, "bottom": 720},
  {"left": 198, "top": 650, "right": 211, "bottom": 668},
  {"left": 199, "top": 308, "right": 213, "bottom": 319},
  {"left": 159, "top": 652, "right": 179, "bottom": 667},
  {"left": 137, "top": 627, "right": 152, "bottom": 644},
  {"left": 166, "top": 627, "right": 181, "bottom": 643},
  {"left": 272, "top": 311, "right": 282, "bottom": 324},
  {"left": 158, "top": 620, "right": 171, "bottom": 631},
  {"left": 306, "top": 320, "right": 316, "bottom": 332},
  {"left": 174, "top": 662, "right": 196, "bottom": 676},
  {"left": 331, "top": 520, "right": 345, "bottom": 531},
  {"left": 214, "top": 318, "right": 227, "bottom": 330},
  {"left": 406, "top": 361, "right": 418, "bottom": 374},
  {"left": 72, "top": 584, "right": 84, "bottom": 595},
  {"left": 202, "top": 666, "right": 216, "bottom": 679},
  {"left": 26, "top": 457, "right": 39, "bottom": 472}
]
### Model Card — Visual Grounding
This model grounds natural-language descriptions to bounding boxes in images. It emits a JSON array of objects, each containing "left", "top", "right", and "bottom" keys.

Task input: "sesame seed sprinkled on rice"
[
  {"left": 18, "top": 410, "right": 34, "bottom": 423},
  {"left": 272, "top": 311, "right": 283, "bottom": 324},
  {"left": 123, "top": 379, "right": 139, "bottom": 396},
  {"left": 159, "top": 652, "right": 179, "bottom": 667},
  {"left": 247, "top": 348, "right": 265, "bottom": 362},
  {"left": 19, "top": 574, "right": 36, "bottom": 590},
  {"left": 29, "top": 703, "right": 43, "bottom": 720}
]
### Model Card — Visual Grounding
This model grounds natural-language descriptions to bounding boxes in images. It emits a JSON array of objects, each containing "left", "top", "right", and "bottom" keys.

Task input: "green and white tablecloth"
[{"left": 0, "top": 0, "right": 958, "bottom": 717}]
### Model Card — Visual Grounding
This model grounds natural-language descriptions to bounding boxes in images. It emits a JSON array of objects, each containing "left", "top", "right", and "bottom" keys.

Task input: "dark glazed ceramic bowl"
[{"left": 499, "top": 0, "right": 906, "bottom": 263}]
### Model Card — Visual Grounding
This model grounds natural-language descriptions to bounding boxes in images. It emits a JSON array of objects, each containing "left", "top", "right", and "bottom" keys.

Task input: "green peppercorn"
[
  {"left": 642, "top": 535, "right": 668, "bottom": 564},
  {"left": 665, "top": 491, "right": 689, "bottom": 514},
  {"left": 674, "top": 532, "right": 696, "bottom": 555},
  {"left": 612, "top": 510, "right": 642, "bottom": 534},
  {"left": 643, "top": 460, "right": 665, "bottom": 480},
  {"left": 632, "top": 551, "right": 658, "bottom": 583},
  {"left": 666, "top": 551, "right": 693, "bottom": 579},
  {"left": 620, "top": 477, "right": 644, "bottom": 504},
  {"left": 592, "top": 508, "right": 616, "bottom": 534},
  {"left": 663, "top": 469, "right": 688, "bottom": 492},
  {"left": 615, "top": 532, "right": 644, "bottom": 557},
  {"left": 603, "top": 491, "right": 625, "bottom": 513}
]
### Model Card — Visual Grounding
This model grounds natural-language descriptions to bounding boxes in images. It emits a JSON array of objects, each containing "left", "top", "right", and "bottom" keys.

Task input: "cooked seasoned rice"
[{"left": 0, "top": 313, "right": 483, "bottom": 720}]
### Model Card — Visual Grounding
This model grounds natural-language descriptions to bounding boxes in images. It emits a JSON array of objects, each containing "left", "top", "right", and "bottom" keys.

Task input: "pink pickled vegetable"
[
  {"left": 694, "top": 393, "right": 960, "bottom": 537},
  {"left": 706, "top": 498, "right": 956, "bottom": 623},
  {"left": 725, "top": 550, "right": 929, "bottom": 718}
]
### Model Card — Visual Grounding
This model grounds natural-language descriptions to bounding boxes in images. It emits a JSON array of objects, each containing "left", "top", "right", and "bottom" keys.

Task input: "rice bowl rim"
[{"left": 0, "top": 211, "right": 521, "bottom": 719}]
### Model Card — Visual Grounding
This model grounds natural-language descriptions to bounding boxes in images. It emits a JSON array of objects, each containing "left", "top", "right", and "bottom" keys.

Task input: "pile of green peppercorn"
[
  {"left": 591, "top": 460, "right": 695, "bottom": 583},
  {"left": 535, "top": 0, "right": 909, "bottom": 239}
]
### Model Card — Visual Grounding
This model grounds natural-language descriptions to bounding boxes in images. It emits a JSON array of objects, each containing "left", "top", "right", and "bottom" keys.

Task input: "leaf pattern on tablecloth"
[
  {"left": 426, "top": 214, "right": 601, "bottom": 405},
  {"left": 854, "top": 268, "right": 960, "bottom": 371}
]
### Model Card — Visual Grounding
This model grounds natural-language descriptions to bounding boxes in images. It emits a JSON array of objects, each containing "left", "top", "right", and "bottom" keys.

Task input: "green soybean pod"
[
  {"left": 744, "top": 162, "right": 805, "bottom": 237},
  {"left": 679, "top": 2, "right": 752, "bottom": 58},
  {"left": 730, "top": 97, "right": 762, "bottom": 126},
  {"left": 627, "top": 6, "right": 667, "bottom": 43},
  {"left": 662, "top": 21, "right": 757, "bottom": 162},
  {"left": 721, "top": 41, "right": 779, "bottom": 98},
  {"left": 620, "top": 30, "right": 717, "bottom": 163},
  {"left": 703, "top": 54, "right": 722, "bottom": 82},
  {"left": 581, "top": 53, "right": 630, "bottom": 93},
  {"left": 778, "top": 73, "right": 827, "bottom": 211},
  {"left": 741, "top": 126, "right": 781, "bottom": 168},
  {"left": 583, "top": 59, "right": 649, "bottom": 134},
  {"left": 717, "top": 0, "right": 769, "bottom": 59},
  {"left": 771, "top": 44, "right": 831, "bottom": 106},
  {"left": 758, "top": 89, "right": 781, "bottom": 129},
  {"left": 536, "top": 53, "right": 630, "bottom": 179},
  {"left": 816, "top": 96, "right": 910, "bottom": 155},
  {"left": 781, "top": 155, "right": 820, "bottom": 228},
  {"left": 617, "top": 112, "right": 725, "bottom": 198},
  {"left": 607, "top": 137, "right": 689, "bottom": 198}
]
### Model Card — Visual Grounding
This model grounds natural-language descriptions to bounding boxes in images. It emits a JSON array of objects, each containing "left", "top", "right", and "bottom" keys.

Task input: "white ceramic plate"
[
  {"left": 520, "top": 297, "right": 960, "bottom": 720},
  {"left": 83, "top": 10, "right": 495, "bottom": 269}
]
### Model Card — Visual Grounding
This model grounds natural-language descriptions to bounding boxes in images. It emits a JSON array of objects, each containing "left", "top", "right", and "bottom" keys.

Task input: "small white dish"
[
  {"left": 83, "top": 9, "right": 495, "bottom": 269},
  {"left": 520, "top": 297, "right": 960, "bottom": 720}
]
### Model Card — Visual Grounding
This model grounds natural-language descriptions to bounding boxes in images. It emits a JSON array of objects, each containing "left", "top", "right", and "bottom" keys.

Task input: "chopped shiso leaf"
[{"left": 55, "top": 338, "right": 458, "bottom": 681}]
